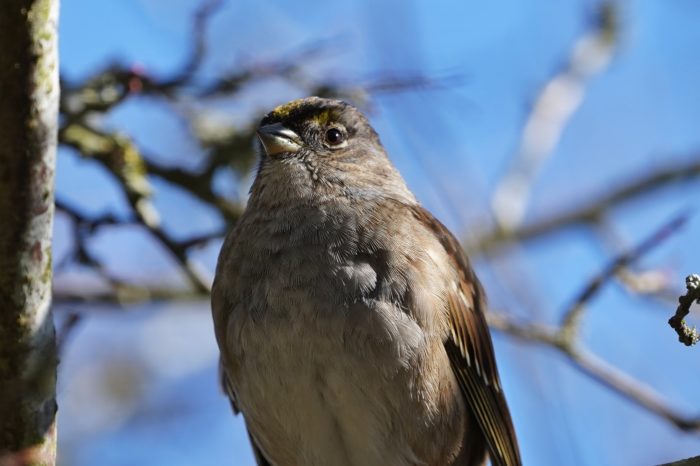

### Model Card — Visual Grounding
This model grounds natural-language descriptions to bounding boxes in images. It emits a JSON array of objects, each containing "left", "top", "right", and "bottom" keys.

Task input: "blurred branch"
[
  {"left": 361, "top": 73, "right": 466, "bottom": 94},
  {"left": 668, "top": 274, "right": 700, "bottom": 346},
  {"left": 53, "top": 288, "right": 209, "bottom": 354},
  {"left": 61, "top": 0, "right": 224, "bottom": 118},
  {"left": 470, "top": 157, "right": 700, "bottom": 254},
  {"left": 60, "top": 123, "right": 156, "bottom": 224},
  {"left": 59, "top": 123, "right": 213, "bottom": 292},
  {"left": 659, "top": 455, "right": 700, "bottom": 466},
  {"left": 491, "top": 2, "right": 619, "bottom": 230},
  {"left": 54, "top": 198, "right": 136, "bottom": 287},
  {"left": 143, "top": 158, "right": 244, "bottom": 221},
  {"left": 615, "top": 268, "right": 677, "bottom": 302},
  {"left": 164, "top": 0, "right": 224, "bottom": 87},
  {"left": 56, "top": 198, "right": 134, "bottom": 230},
  {"left": 199, "top": 39, "right": 334, "bottom": 97},
  {"left": 489, "top": 311, "right": 700, "bottom": 432},
  {"left": 56, "top": 311, "right": 82, "bottom": 354},
  {"left": 591, "top": 220, "right": 678, "bottom": 303},
  {"left": 145, "top": 223, "right": 213, "bottom": 293},
  {"left": 561, "top": 211, "right": 690, "bottom": 338},
  {"left": 568, "top": 346, "right": 699, "bottom": 432},
  {"left": 57, "top": 29, "right": 466, "bottom": 297},
  {"left": 488, "top": 212, "right": 699, "bottom": 433},
  {"left": 54, "top": 286, "right": 207, "bottom": 306},
  {"left": 179, "top": 229, "right": 227, "bottom": 249},
  {"left": 199, "top": 35, "right": 467, "bottom": 103}
]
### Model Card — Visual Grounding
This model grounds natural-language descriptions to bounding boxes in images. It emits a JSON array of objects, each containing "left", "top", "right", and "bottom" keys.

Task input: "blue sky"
[{"left": 56, "top": 1, "right": 700, "bottom": 465}]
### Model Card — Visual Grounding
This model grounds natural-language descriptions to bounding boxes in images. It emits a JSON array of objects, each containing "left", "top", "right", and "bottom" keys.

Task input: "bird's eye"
[{"left": 325, "top": 128, "right": 345, "bottom": 146}]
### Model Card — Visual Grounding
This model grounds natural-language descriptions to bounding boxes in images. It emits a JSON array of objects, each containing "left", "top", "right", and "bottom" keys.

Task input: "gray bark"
[{"left": 0, "top": 0, "right": 59, "bottom": 464}]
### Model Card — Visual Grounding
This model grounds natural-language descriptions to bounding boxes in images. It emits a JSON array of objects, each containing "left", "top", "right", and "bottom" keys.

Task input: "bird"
[{"left": 211, "top": 96, "right": 521, "bottom": 466}]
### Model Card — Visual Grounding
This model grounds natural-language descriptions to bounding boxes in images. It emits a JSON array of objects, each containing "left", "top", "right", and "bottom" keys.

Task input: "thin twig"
[
  {"left": 668, "top": 274, "right": 700, "bottom": 346},
  {"left": 568, "top": 345, "right": 700, "bottom": 431},
  {"left": 56, "top": 311, "right": 82, "bottom": 354},
  {"left": 55, "top": 197, "right": 135, "bottom": 231},
  {"left": 199, "top": 39, "right": 335, "bottom": 97},
  {"left": 60, "top": 0, "right": 224, "bottom": 118},
  {"left": 561, "top": 211, "right": 690, "bottom": 336},
  {"left": 165, "top": 0, "right": 225, "bottom": 87},
  {"left": 658, "top": 455, "right": 700, "bottom": 466},
  {"left": 53, "top": 286, "right": 208, "bottom": 306},
  {"left": 178, "top": 229, "right": 227, "bottom": 249},
  {"left": 140, "top": 223, "right": 212, "bottom": 293},
  {"left": 470, "top": 157, "right": 700, "bottom": 254}
]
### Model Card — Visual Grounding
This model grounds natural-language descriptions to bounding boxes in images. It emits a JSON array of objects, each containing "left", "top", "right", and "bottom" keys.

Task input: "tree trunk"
[{"left": 0, "top": 1, "right": 59, "bottom": 465}]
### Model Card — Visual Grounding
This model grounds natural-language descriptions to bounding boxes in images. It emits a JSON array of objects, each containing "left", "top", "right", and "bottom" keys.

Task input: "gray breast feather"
[{"left": 332, "top": 259, "right": 378, "bottom": 296}]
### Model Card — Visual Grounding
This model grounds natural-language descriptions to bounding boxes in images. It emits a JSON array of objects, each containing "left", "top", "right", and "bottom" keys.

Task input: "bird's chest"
[
  {"left": 223, "top": 208, "right": 464, "bottom": 466},
  {"left": 231, "top": 238, "right": 423, "bottom": 381},
  {"left": 230, "top": 223, "right": 422, "bottom": 366},
  {"left": 234, "top": 308, "right": 443, "bottom": 466},
  {"left": 228, "top": 246, "right": 443, "bottom": 466}
]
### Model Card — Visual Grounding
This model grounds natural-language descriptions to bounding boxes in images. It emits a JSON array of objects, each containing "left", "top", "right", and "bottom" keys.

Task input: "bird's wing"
[
  {"left": 220, "top": 364, "right": 273, "bottom": 466},
  {"left": 211, "top": 249, "right": 271, "bottom": 466},
  {"left": 410, "top": 205, "right": 522, "bottom": 466}
]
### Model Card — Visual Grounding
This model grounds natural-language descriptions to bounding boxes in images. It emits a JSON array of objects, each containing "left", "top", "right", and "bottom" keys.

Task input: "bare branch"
[
  {"left": 164, "top": 0, "right": 225, "bottom": 87},
  {"left": 60, "top": 0, "right": 224, "bottom": 117},
  {"left": 55, "top": 197, "right": 135, "bottom": 231},
  {"left": 486, "top": 312, "right": 564, "bottom": 348},
  {"left": 55, "top": 311, "right": 82, "bottom": 354},
  {"left": 59, "top": 124, "right": 213, "bottom": 292},
  {"left": 178, "top": 229, "right": 227, "bottom": 249},
  {"left": 59, "top": 123, "right": 156, "bottom": 224},
  {"left": 568, "top": 345, "right": 700, "bottom": 432},
  {"left": 199, "top": 39, "right": 337, "bottom": 97},
  {"left": 487, "top": 312, "right": 700, "bottom": 433},
  {"left": 668, "top": 274, "right": 700, "bottom": 346},
  {"left": 658, "top": 455, "right": 700, "bottom": 466},
  {"left": 561, "top": 211, "right": 690, "bottom": 337},
  {"left": 54, "top": 287, "right": 207, "bottom": 306},
  {"left": 486, "top": 211, "right": 697, "bottom": 434},
  {"left": 143, "top": 223, "right": 212, "bottom": 293},
  {"left": 491, "top": 2, "right": 619, "bottom": 230},
  {"left": 143, "top": 159, "right": 244, "bottom": 222},
  {"left": 470, "top": 157, "right": 700, "bottom": 254}
]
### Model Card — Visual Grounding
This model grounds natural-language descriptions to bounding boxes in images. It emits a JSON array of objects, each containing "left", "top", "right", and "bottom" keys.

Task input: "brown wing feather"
[
  {"left": 409, "top": 205, "right": 522, "bottom": 466},
  {"left": 220, "top": 362, "right": 273, "bottom": 466},
  {"left": 214, "top": 249, "right": 273, "bottom": 466}
]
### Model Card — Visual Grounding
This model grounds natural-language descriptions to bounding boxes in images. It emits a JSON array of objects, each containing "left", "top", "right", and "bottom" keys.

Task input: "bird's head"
[{"left": 251, "top": 97, "right": 414, "bottom": 204}]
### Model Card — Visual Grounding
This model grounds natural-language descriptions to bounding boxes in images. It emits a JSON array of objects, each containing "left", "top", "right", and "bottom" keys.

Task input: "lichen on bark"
[{"left": 0, "top": 0, "right": 60, "bottom": 464}]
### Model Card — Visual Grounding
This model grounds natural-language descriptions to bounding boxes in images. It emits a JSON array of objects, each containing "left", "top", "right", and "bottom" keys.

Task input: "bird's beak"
[{"left": 256, "top": 123, "right": 302, "bottom": 157}]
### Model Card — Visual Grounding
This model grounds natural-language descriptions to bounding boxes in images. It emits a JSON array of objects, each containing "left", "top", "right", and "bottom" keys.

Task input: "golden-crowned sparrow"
[{"left": 211, "top": 97, "right": 521, "bottom": 466}]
